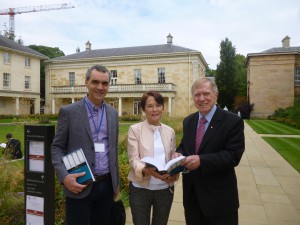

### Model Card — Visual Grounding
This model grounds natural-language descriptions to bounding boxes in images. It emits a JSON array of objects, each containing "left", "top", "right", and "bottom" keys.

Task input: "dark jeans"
[{"left": 66, "top": 178, "right": 113, "bottom": 225}]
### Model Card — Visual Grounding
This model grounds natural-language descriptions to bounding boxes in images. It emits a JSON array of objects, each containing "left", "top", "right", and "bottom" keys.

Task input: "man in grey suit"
[{"left": 51, "top": 65, "right": 119, "bottom": 225}]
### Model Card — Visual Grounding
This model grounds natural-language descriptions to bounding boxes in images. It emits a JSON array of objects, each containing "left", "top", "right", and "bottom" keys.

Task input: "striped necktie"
[{"left": 195, "top": 116, "right": 207, "bottom": 154}]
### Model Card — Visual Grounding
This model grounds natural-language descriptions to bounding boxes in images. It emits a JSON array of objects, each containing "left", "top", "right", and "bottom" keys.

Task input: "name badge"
[{"left": 94, "top": 143, "right": 105, "bottom": 152}]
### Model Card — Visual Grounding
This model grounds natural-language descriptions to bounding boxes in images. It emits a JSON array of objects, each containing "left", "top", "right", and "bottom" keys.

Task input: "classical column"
[
  {"left": 15, "top": 97, "right": 20, "bottom": 115},
  {"left": 168, "top": 97, "right": 172, "bottom": 116},
  {"left": 52, "top": 98, "right": 55, "bottom": 114},
  {"left": 118, "top": 97, "right": 122, "bottom": 117},
  {"left": 72, "top": 98, "right": 75, "bottom": 103}
]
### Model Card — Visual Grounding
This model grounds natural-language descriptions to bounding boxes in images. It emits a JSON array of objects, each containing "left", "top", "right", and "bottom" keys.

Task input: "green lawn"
[
  {"left": 263, "top": 137, "right": 300, "bottom": 173},
  {"left": 246, "top": 120, "right": 300, "bottom": 134},
  {"left": 246, "top": 119, "right": 300, "bottom": 173},
  {"left": 0, "top": 123, "right": 134, "bottom": 157}
]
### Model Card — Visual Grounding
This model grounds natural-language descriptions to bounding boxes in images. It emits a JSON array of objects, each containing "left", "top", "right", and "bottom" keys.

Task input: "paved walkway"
[{"left": 125, "top": 122, "right": 300, "bottom": 225}]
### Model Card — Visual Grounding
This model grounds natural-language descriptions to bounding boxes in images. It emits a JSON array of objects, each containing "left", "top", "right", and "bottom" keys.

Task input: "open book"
[
  {"left": 141, "top": 155, "right": 186, "bottom": 176},
  {"left": 0, "top": 143, "right": 6, "bottom": 148},
  {"left": 62, "top": 148, "right": 95, "bottom": 184}
]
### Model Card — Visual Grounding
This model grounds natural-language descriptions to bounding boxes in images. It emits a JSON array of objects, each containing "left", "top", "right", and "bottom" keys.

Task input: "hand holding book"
[
  {"left": 62, "top": 148, "right": 95, "bottom": 185},
  {"left": 141, "top": 155, "right": 186, "bottom": 176}
]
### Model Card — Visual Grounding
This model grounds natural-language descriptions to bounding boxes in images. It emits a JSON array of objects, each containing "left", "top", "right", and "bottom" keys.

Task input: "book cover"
[
  {"left": 62, "top": 148, "right": 95, "bottom": 184},
  {"left": 141, "top": 155, "right": 186, "bottom": 176}
]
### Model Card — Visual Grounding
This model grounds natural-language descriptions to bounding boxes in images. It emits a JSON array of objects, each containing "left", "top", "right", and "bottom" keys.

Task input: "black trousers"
[
  {"left": 184, "top": 185, "right": 238, "bottom": 225},
  {"left": 66, "top": 178, "right": 113, "bottom": 225}
]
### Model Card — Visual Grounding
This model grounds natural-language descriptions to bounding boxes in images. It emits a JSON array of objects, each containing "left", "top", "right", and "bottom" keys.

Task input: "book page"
[
  {"left": 165, "top": 156, "right": 185, "bottom": 171},
  {"left": 140, "top": 156, "right": 165, "bottom": 171}
]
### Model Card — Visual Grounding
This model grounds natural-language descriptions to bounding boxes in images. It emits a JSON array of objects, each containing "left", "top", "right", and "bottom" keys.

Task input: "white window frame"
[
  {"left": 25, "top": 57, "right": 31, "bottom": 67},
  {"left": 158, "top": 68, "right": 165, "bottom": 84},
  {"left": 3, "top": 73, "right": 10, "bottom": 88},
  {"left": 25, "top": 75, "right": 31, "bottom": 90},
  {"left": 110, "top": 70, "right": 117, "bottom": 85},
  {"left": 69, "top": 72, "right": 75, "bottom": 86},
  {"left": 134, "top": 69, "right": 142, "bottom": 84},
  {"left": 3, "top": 52, "right": 11, "bottom": 63},
  {"left": 133, "top": 100, "right": 141, "bottom": 115},
  {"left": 295, "top": 66, "right": 300, "bottom": 86}
]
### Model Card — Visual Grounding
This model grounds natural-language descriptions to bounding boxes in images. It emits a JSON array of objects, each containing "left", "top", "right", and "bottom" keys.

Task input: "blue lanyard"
[{"left": 84, "top": 98, "right": 105, "bottom": 141}]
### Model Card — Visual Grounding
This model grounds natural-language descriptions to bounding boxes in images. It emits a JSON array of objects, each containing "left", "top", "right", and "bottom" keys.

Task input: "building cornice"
[
  {"left": 0, "top": 46, "right": 48, "bottom": 60},
  {"left": 246, "top": 51, "right": 300, "bottom": 66},
  {"left": 46, "top": 51, "right": 206, "bottom": 64}
]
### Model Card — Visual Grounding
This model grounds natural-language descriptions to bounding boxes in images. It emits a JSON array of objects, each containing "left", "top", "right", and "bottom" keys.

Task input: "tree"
[
  {"left": 2, "top": 23, "right": 23, "bottom": 44},
  {"left": 235, "top": 54, "right": 247, "bottom": 97},
  {"left": 206, "top": 66, "right": 216, "bottom": 77},
  {"left": 215, "top": 38, "right": 238, "bottom": 110},
  {"left": 27, "top": 45, "right": 65, "bottom": 111},
  {"left": 28, "top": 45, "right": 65, "bottom": 59}
]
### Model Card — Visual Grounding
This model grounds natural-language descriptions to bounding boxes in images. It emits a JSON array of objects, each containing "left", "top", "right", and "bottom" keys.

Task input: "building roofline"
[
  {"left": 45, "top": 51, "right": 207, "bottom": 66},
  {"left": 246, "top": 51, "right": 300, "bottom": 66},
  {"left": 0, "top": 45, "right": 49, "bottom": 60},
  {"left": 0, "top": 35, "right": 49, "bottom": 60}
]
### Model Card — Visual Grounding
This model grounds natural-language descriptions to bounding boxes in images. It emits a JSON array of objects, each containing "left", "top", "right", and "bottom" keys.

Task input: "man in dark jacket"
[
  {"left": 3, "top": 133, "right": 22, "bottom": 159},
  {"left": 175, "top": 78, "right": 245, "bottom": 225}
]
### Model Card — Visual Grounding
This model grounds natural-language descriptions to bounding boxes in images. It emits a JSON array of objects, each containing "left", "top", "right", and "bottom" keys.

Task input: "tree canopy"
[
  {"left": 27, "top": 45, "right": 65, "bottom": 106},
  {"left": 28, "top": 45, "right": 65, "bottom": 59},
  {"left": 215, "top": 38, "right": 238, "bottom": 110}
]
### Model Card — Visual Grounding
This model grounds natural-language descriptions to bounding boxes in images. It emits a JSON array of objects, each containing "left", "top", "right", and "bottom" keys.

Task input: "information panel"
[{"left": 24, "top": 125, "right": 55, "bottom": 225}]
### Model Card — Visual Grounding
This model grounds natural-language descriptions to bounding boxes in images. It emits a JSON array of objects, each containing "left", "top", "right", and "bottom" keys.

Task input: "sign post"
[{"left": 24, "top": 125, "right": 55, "bottom": 225}]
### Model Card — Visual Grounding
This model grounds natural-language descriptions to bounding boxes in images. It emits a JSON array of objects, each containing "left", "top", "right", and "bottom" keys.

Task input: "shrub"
[
  {"left": 120, "top": 115, "right": 141, "bottom": 122},
  {"left": 0, "top": 159, "right": 24, "bottom": 224},
  {"left": 39, "top": 115, "right": 50, "bottom": 124},
  {"left": 270, "top": 97, "right": 300, "bottom": 128}
]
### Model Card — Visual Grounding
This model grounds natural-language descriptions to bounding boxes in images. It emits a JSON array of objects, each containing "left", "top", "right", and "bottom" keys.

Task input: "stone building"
[
  {"left": 44, "top": 34, "right": 207, "bottom": 117},
  {"left": 247, "top": 36, "right": 300, "bottom": 118},
  {"left": 0, "top": 35, "right": 48, "bottom": 115}
]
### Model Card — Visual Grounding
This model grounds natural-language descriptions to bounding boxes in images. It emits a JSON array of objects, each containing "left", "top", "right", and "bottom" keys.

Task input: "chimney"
[
  {"left": 167, "top": 33, "right": 173, "bottom": 44},
  {"left": 282, "top": 36, "right": 290, "bottom": 48},
  {"left": 76, "top": 47, "right": 80, "bottom": 53},
  {"left": 85, "top": 41, "right": 91, "bottom": 51}
]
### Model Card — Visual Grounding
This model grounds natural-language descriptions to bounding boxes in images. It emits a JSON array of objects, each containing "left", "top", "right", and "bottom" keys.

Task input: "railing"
[{"left": 51, "top": 83, "right": 176, "bottom": 93}]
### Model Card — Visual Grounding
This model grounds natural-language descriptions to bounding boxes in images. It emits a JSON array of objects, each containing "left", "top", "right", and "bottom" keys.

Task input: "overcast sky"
[{"left": 1, "top": 0, "right": 299, "bottom": 69}]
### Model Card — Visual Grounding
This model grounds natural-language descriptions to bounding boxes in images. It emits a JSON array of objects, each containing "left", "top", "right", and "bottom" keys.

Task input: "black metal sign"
[{"left": 24, "top": 125, "right": 55, "bottom": 225}]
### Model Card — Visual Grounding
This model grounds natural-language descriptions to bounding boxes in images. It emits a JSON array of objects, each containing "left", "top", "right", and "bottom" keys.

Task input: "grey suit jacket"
[{"left": 51, "top": 98, "right": 119, "bottom": 199}]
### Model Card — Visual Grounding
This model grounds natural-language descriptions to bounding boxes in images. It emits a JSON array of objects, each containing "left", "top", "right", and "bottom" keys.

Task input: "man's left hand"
[{"left": 182, "top": 155, "right": 200, "bottom": 171}]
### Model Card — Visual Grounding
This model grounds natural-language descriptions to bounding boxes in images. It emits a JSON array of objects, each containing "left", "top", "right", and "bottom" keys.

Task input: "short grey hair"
[
  {"left": 85, "top": 65, "right": 111, "bottom": 82},
  {"left": 191, "top": 77, "right": 218, "bottom": 96}
]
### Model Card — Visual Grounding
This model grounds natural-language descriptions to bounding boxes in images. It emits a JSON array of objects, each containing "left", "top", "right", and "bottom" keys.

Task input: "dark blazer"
[
  {"left": 3, "top": 138, "right": 22, "bottom": 159},
  {"left": 51, "top": 98, "right": 119, "bottom": 199},
  {"left": 176, "top": 106, "right": 245, "bottom": 217}
]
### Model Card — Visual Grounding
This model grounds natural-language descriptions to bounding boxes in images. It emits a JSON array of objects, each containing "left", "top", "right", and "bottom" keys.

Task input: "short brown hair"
[{"left": 140, "top": 91, "right": 164, "bottom": 110}]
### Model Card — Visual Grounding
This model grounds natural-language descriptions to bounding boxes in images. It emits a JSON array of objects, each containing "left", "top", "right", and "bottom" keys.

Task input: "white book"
[
  {"left": 140, "top": 155, "right": 186, "bottom": 176},
  {"left": 62, "top": 148, "right": 95, "bottom": 184}
]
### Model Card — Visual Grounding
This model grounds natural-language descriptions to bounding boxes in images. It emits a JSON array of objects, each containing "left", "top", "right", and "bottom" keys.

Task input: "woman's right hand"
[{"left": 142, "top": 167, "right": 169, "bottom": 180}]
